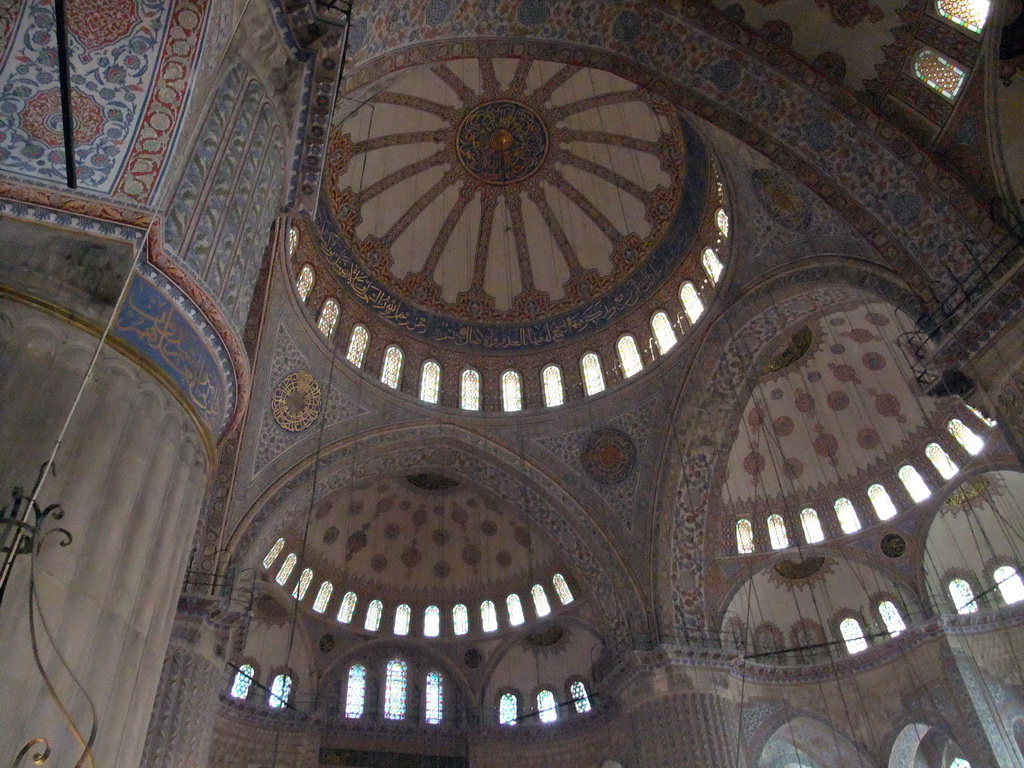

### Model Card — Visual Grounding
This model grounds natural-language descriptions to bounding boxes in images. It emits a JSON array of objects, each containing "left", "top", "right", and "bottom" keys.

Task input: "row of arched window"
[
  {"left": 912, "top": 2, "right": 989, "bottom": 100},
  {"left": 948, "top": 566, "right": 1024, "bottom": 615},
  {"left": 229, "top": 667, "right": 294, "bottom": 709},
  {"left": 735, "top": 417, "right": 990, "bottom": 554},
  {"left": 262, "top": 540, "right": 574, "bottom": 634},
  {"left": 497, "top": 681, "right": 592, "bottom": 725}
]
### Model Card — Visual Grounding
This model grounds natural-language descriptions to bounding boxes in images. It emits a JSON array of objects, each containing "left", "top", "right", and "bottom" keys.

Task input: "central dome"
[{"left": 322, "top": 56, "right": 711, "bottom": 352}]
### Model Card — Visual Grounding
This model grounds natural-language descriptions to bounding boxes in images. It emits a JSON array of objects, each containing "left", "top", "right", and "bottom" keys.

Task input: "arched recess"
[
  {"left": 888, "top": 722, "right": 972, "bottom": 768},
  {"left": 758, "top": 715, "right": 876, "bottom": 768},
  {"left": 228, "top": 423, "right": 646, "bottom": 633}
]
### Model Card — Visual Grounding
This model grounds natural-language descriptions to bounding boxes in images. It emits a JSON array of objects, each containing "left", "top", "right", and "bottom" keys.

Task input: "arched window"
[
  {"left": 346, "top": 325, "right": 369, "bottom": 368},
  {"left": 345, "top": 664, "right": 366, "bottom": 719},
  {"left": 453, "top": 603, "right": 469, "bottom": 635},
  {"left": 499, "top": 692, "right": 518, "bottom": 725},
  {"left": 292, "top": 568, "right": 313, "bottom": 600},
  {"left": 426, "top": 672, "right": 444, "bottom": 724},
  {"left": 878, "top": 600, "right": 907, "bottom": 637},
  {"left": 230, "top": 664, "right": 255, "bottom": 699},
  {"left": 275, "top": 553, "right": 297, "bottom": 585},
  {"left": 702, "top": 247, "right": 723, "bottom": 283},
  {"left": 736, "top": 519, "right": 754, "bottom": 554},
  {"left": 532, "top": 584, "right": 552, "bottom": 617},
  {"left": 581, "top": 352, "right": 606, "bottom": 395},
  {"left": 949, "top": 759, "right": 972, "bottom": 768},
  {"left": 680, "top": 282, "right": 704, "bottom": 324},
  {"left": 767, "top": 514, "right": 789, "bottom": 550},
  {"left": 461, "top": 368, "right": 481, "bottom": 410},
  {"left": 501, "top": 370, "right": 523, "bottom": 412},
  {"left": 394, "top": 604, "right": 411, "bottom": 636},
  {"left": 799, "top": 508, "right": 825, "bottom": 544},
  {"left": 537, "top": 690, "right": 558, "bottom": 723},
  {"left": 269, "top": 674, "right": 292, "bottom": 708},
  {"left": 384, "top": 660, "right": 408, "bottom": 720},
  {"left": 552, "top": 574, "right": 574, "bottom": 605},
  {"left": 481, "top": 600, "right": 498, "bottom": 632},
  {"left": 312, "top": 581, "right": 333, "bottom": 613},
  {"left": 868, "top": 483, "right": 899, "bottom": 520},
  {"left": 926, "top": 443, "right": 959, "bottom": 480},
  {"left": 651, "top": 311, "right": 677, "bottom": 355},
  {"left": 617, "top": 335, "right": 644, "bottom": 378},
  {"left": 424, "top": 605, "right": 440, "bottom": 637},
  {"left": 295, "top": 265, "right": 315, "bottom": 303},
  {"left": 364, "top": 599, "right": 383, "bottom": 631},
  {"left": 570, "top": 680, "right": 592, "bottom": 713},
  {"left": 541, "top": 364, "right": 564, "bottom": 407},
  {"left": 381, "top": 345, "right": 403, "bottom": 389},
  {"left": 834, "top": 498, "right": 861, "bottom": 534},
  {"left": 839, "top": 618, "right": 868, "bottom": 655},
  {"left": 716, "top": 208, "right": 729, "bottom": 238},
  {"left": 995, "top": 566, "right": 1024, "bottom": 605},
  {"left": 965, "top": 404, "right": 997, "bottom": 427},
  {"left": 899, "top": 465, "right": 931, "bottom": 503},
  {"left": 263, "top": 538, "right": 285, "bottom": 569},
  {"left": 287, "top": 226, "right": 299, "bottom": 257},
  {"left": 913, "top": 48, "right": 966, "bottom": 99},
  {"left": 507, "top": 594, "right": 525, "bottom": 626},
  {"left": 936, "top": 0, "right": 990, "bottom": 33},
  {"left": 420, "top": 360, "right": 441, "bottom": 404},
  {"left": 337, "top": 591, "right": 357, "bottom": 624},
  {"left": 948, "top": 418, "right": 984, "bottom": 455},
  {"left": 317, "top": 298, "right": 340, "bottom": 338},
  {"left": 949, "top": 578, "right": 978, "bottom": 614}
]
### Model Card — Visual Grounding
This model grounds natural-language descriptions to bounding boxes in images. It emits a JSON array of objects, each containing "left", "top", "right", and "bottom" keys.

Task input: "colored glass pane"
[
  {"left": 926, "top": 443, "right": 959, "bottom": 480},
  {"left": 296, "top": 264, "right": 314, "bottom": 302},
  {"left": 937, "top": 0, "right": 989, "bottom": 32},
  {"left": 949, "top": 578, "right": 978, "bottom": 614},
  {"left": 834, "top": 498, "right": 861, "bottom": 534},
  {"left": 424, "top": 605, "right": 440, "bottom": 637},
  {"left": 651, "top": 311, "right": 677, "bottom": 355},
  {"left": 868, "top": 484, "right": 898, "bottom": 520},
  {"left": 312, "top": 581, "right": 333, "bottom": 613},
  {"left": 501, "top": 370, "right": 523, "bottom": 411},
  {"left": 680, "top": 282, "right": 704, "bottom": 324},
  {"left": 384, "top": 660, "right": 408, "bottom": 720},
  {"left": 879, "top": 600, "right": 907, "bottom": 637},
  {"left": 948, "top": 419, "right": 984, "bottom": 455},
  {"left": 381, "top": 346, "right": 403, "bottom": 389},
  {"left": 537, "top": 690, "right": 558, "bottom": 723},
  {"left": 499, "top": 692, "right": 518, "bottom": 725},
  {"left": 263, "top": 538, "right": 285, "bottom": 569},
  {"left": 716, "top": 208, "right": 729, "bottom": 238},
  {"left": 581, "top": 352, "right": 605, "bottom": 396},
  {"left": 346, "top": 325, "right": 369, "bottom": 368},
  {"left": 949, "top": 760, "right": 972, "bottom": 768},
  {"left": 531, "top": 584, "right": 551, "bottom": 617},
  {"left": 965, "top": 404, "right": 997, "bottom": 427},
  {"left": 542, "top": 364, "right": 564, "bottom": 407},
  {"left": 420, "top": 361, "right": 441, "bottom": 404},
  {"left": 345, "top": 664, "right": 366, "bottom": 719},
  {"left": 337, "top": 591, "right": 357, "bottom": 623},
  {"left": 461, "top": 369, "right": 481, "bottom": 410},
  {"left": 800, "top": 508, "right": 825, "bottom": 544},
  {"left": 317, "top": 299, "right": 340, "bottom": 338},
  {"left": 275, "top": 553, "right": 297, "bottom": 585},
  {"left": 231, "top": 664, "right": 255, "bottom": 699},
  {"left": 269, "top": 674, "right": 292, "bottom": 708},
  {"left": 553, "top": 574, "right": 574, "bottom": 605},
  {"left": 736, "top": 519, "right": 754, "bottom": 554},
  {"left": 292, "top": 568, "right": 313, "bottom": 600},
  {"left": 394, "top": 603, "right": 411, "bottom": 635},
  {"left": 453, "top": 604, "right": 469, "bottom": 635},
  {"left": 840, "top": 618, "right": 868, "bottom": 655},
  {"left": 914, "top": 49, "right": 966, "bottom": 99},
  {"left": 365, "top": 599, "right": 383, "bottom": 631},
  {"left": 617, "top": 335, "right": 643, "bottom": 378},
  {"left": 702, "top": 247, "right": 723, "bottom": 283},
  {"left": 899, "top": 465, "right": 931, "bottom": 503},
  {"left": 287, "top": 226, "right": 299, "bottom": 256},
  {"left": 507, "top": 594, "right": 525, "bottom": 626},
  {"left": 767, "top": 514, "right": 789, "bottom": 550},
  {"left": 426, "top": 672, "right": 443, "bottom": 724},
  {"left": 570, "top": 681, "right": 592, "bottom": 713},
  {"left": 995, "top": 566, "right": 1024, "bottom": 605},
  {"left": 481, "top": 600, "right": 498, "bottom": 632}
]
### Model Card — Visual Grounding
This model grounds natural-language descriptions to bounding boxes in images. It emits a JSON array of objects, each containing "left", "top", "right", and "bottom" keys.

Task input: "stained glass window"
[
  {"left": 542, "top": 364, "right": 564, "bottom": 407},
  {"left": 531, "top": 584, "right": 552, "bottom": 617},
  {"left": 288, "top": 226, "right": 299, "bottom": 257},
  {"left": 346, "top": 325, "right": 369, "bottom": 368},
  {"left": 581, "top": 352, "right": 606, "bottom": 396},
  {"left": 926, "top": 443, "right": 959, "bottom": 480},
  {"left": 276, "top": 553, "right": 297, "bottom": 585},
  {"left": 481, "top": 600, "right": 498, "bottom": 632},
  {"left": 949, "top": 578, "right": 978, "bottom": 614},
  {"left": 263, "top": 538, "right": 285, "bottom": 569},
  {"left": 651, "top": 312, "right": 677, "bottom": 355},
  {"left": 337, "top": 591, "right": 357, "bottom": 623},
  {"left": 948, "top": 419, "right": 984, "bottom": 455},
  {"left": 507, "top": 594, "right": 525, "bottom": 626},
  {"left": 716, "top": 208, "right": 729, "bottom": 238},
  {"left": 994, "top": 566, "right": 1024, "bottom": 605},
  {"left": 767, "top": 514, "right": 789, "bottom": 550},
  {"left": 312, "top": 581, "right": 333, "bottom": 613},
  {"left": 537, "top": 690, "right": 558, "bottom": 723},
  {"left": 936, "top": 0, "right": 989, "bottom": 32},
  {"left": 269, "top": 674, "right": 292, "bottom": 708},
  {"left": 381, "top": 345, "right": 403, "bottom": 389},
  {"left": 365, "top": 599, "right": 383, "bottom": 631},
  {"left": 499, "top": 692, "right": 518, "bottom": 725},
  {"left": 553, "top": 574, "right": 574, "bottom": 604},
  {"left": 461, "top": 369, "right": 481, "bottom": 410},
  {"left": 420, "top": 361, "right": 441, "bottom": 404},
  {"left": 453, "top": 603, "right": 469, "bottom": 635},
  {"left": 296, "top": 265, "right": 315, "bottom": 302},
  {"left": 736, "top": 519, "right": 754, "bottom": 554},
  {"left": 949, "top": 759, "right": 972, "bottom": 768},
  {"left": 680, "top": 282, "right": 704, "bottom": 324},
  {"left": 839, "top": 618, "right": 868, "bottom": 655},
  {"left": 834, "top": 498, "right": 861, "bottom": 534},
  {"left": 570, "top": 681, "right": 592, "bottom": 713},
  {"left": 317, "top": 298, "right": 340, "bottom": 338},
  {"left": 878, "top": 600, "right": 907, "bottom": 637},
  {"left": 501, "top": 370, "right": 523, "bottom": 412},
  {"left": 965, "top": 404, "right": 997, "bottom": 427},
  {"left": 394, "top": 603, "right": 411, "bottom": 636},
  {"left": 426, "top": 672, "right": 444, "bottom": 724},
  {"left": 617, "top": 335, "right": 643, "bottom": 378},
  {"left": 702, "top": 247, "right": 723, "bottom": 283},
  {"left": 292, "top": 568, "right": 313, "bottom": 600},
  {"left": 384, "top": 660, "right": 408, "bottom": 720},
  {"left": 868, "top": 484, "right": 899, "bottom": 520},
  {"left": 345, "top": 664, "right": 366, "bottom": 719},
  {"left": 899, "top": 465, "right": 931, "bottom": 503},
  {"left": 913, "top": 49, "right": 966, "bottom": 99},
  {"left": 800, "top": 508, "right": 825, "bottom": 544},
  {"left": 424, "top": 605, "right": 440, "bottom": 637},
  {"left": 231, "top": 664, "right": 255, "bottom": 699}
]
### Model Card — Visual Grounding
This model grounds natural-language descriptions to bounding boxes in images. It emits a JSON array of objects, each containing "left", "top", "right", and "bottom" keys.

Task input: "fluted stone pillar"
[{"left": 0, "top": 299, "right": 211, "bottom": 768}]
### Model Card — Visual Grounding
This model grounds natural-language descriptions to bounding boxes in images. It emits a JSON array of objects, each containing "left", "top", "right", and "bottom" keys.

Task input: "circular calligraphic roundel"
[
  {"left": 272, "top": 371, "right": 322, "bottom": 432},
  {"left": 456, "top": 100, "right": 549, "bottom": 185},
  {"left": 580, "top": 428, "right": 637, "bottom": 485}
]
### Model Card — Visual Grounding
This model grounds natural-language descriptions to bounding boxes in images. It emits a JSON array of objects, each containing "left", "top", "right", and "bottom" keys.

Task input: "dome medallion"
[{"left": 456, "top": 100, "right": 549, "bottom": 185}]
